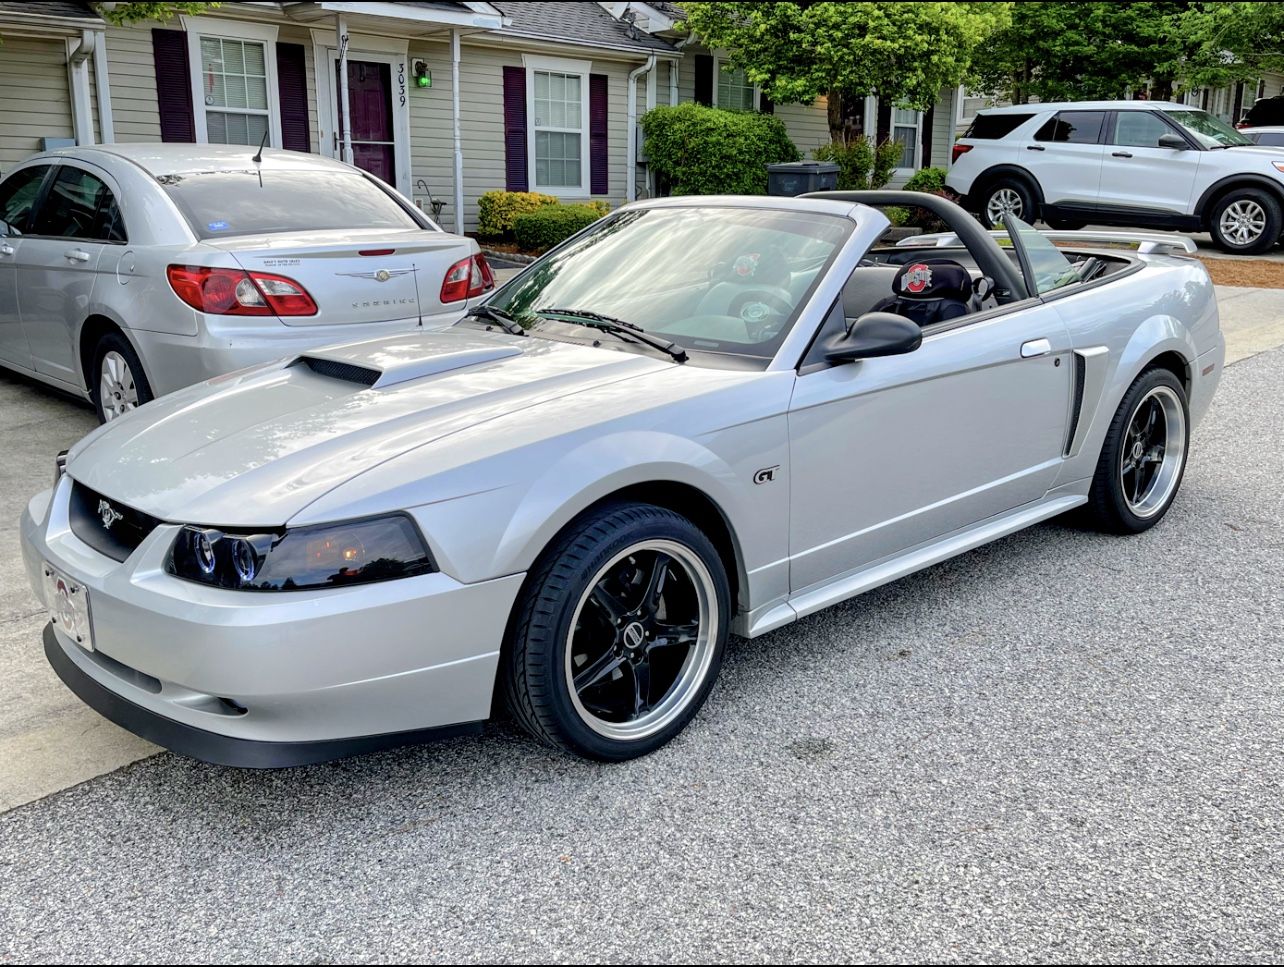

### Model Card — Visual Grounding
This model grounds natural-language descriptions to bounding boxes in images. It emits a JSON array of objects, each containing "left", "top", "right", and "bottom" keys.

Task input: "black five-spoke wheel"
[{"left": 504, "top": 503, "right": 730, "bottom": 760}]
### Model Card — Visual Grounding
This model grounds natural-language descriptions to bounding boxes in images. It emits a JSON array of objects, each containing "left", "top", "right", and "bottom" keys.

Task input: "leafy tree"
[
  {"left": 680, "top": 2, "right": 1011, "bottom": 143},
  {"left": 97, "top": 3, "right": 220, "bottom": 25}
]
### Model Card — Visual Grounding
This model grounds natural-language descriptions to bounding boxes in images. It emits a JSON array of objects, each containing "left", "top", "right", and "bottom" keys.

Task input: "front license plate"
[{"left": 43, "top": 563, "right": 94, "bottom": 652}]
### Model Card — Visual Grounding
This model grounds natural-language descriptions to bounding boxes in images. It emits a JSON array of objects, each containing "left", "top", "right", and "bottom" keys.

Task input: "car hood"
[{"left": 69, "top": 329, "right": 670, "bottom": 526}]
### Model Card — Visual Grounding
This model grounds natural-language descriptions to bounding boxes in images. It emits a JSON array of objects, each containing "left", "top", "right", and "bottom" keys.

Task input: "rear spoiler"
[{"left": 896, "top": 229, "right": 1199, "bottom": 256}]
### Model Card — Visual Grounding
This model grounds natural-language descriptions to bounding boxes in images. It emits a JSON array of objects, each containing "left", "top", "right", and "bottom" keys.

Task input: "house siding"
[{"left": 0, "top": 36, "right": 76, "bottom": 171}]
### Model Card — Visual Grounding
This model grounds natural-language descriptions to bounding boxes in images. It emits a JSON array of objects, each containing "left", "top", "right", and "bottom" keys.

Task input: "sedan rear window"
[
  {"left": 964, "top": 113, "right": 1033, "bottom": 140},
  {"left": 158, "top": 169, "right": 423, "bottom": 239}
]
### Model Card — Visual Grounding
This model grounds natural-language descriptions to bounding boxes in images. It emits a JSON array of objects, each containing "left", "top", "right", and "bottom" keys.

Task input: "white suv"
[{"left": 947, "top": 100, "right": 1284, "bottom": 254}]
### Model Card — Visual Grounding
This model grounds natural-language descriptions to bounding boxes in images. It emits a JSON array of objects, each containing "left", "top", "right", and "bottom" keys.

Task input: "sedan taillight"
[
  {"left": 440, "top": 253, "right": 495, "bottom": 304},
  {"left": 167, "top": 265, "right": 318, "bottom": 316}
]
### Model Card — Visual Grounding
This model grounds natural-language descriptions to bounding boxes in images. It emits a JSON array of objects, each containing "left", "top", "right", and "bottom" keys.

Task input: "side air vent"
[
  {"left": 297, "top": 356, "right": 380, "bottom": 386},
  {"left": 1065, "top": 352, "right": 1087, "bottom": 455}
]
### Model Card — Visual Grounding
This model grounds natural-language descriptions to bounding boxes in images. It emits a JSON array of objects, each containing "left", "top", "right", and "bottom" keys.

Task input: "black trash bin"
[{"left": 766, "top": 161, "right": 840, "bottom": 197}]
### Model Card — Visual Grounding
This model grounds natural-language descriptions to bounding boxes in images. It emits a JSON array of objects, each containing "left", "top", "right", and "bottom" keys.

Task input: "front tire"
[
  {"left": 1208, "top": 187, "right": 1282, "bottom": 255},
  {"left": 1085, "top": 367, "right": 1189, "bottom": 534},
  {"left": 503, "top": 502, "right": 730, "bottom": 761},
  {"left": 91, "top": 332, "right": 153, "bottom": 423}
]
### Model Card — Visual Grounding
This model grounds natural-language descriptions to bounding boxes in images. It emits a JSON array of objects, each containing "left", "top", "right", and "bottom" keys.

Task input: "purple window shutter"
[
  {"left": 694, "top": 54, "right": 713, "bottom": 106},
  {"left": 502, "top": 66, "right": 529, "bottom": 191},
  {"left": 276, "top": 42, "right": 311, "bottom": 153},
  {"left": 152, "top": 29, "right": 195, "bottom": 142},
  {"left": 589, "top": 74, "right": 608, "bottom": 195}
]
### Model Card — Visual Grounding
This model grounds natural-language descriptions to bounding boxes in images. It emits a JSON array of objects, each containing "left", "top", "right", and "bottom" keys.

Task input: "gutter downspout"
[
  {"left": 92, "top": 29, "right": 114, "bottom": 143},
  {"left": 672, "top": 31, "right": 697, "bottom": 106},
  {"left": 626, "top": 55, "right": 655, "bottom": 202},
  {"left": 66, "top": 29, "right": 95, "bottom": 146},
  {"left": 451, "top": 29, "right": 465, "bottom": 233},
  {"left": 337, "top": 17, "right": 354, "bottom": 165}
]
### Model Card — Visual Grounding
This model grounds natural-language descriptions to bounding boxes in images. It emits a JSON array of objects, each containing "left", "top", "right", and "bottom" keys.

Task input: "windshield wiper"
[
  {"left": 463, "top": 303, "right": 526, "bottom": 336},
  {"left": 537, "top": 307, "right": 687, "bottom": 362}
]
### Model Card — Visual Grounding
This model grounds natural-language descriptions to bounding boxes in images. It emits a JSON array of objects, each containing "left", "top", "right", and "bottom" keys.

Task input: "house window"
[
  {"left": 716, "top": 63, "right": 755, "bottom": 111},
  {"left": 182, "top": 16, "right": 281, "bottom": 149},
  {"left": 533, "top": 70, "right": 583, "bottom": 188},
  {"left": 891, "top": 107, "right": 921, "bottom": 169},
  {"left": 199, "top": 37, "right": 270, "bottom": 146},
  {"left": 525, "top": 54, "right": 591, "bottom": 194}
]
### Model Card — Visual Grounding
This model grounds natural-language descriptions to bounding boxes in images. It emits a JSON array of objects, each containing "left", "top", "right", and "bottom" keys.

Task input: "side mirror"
[
  {"left": 825, "top": 311, "right": 922, "bottom": 363},
  {"left": 1157, "top": 133, "right": 1187, "bottom": 150}
]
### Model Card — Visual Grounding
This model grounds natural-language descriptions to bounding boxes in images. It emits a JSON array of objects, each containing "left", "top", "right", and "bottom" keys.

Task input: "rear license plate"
[{"left": 43, "top": 563, "right": 94, "bottom": 652}]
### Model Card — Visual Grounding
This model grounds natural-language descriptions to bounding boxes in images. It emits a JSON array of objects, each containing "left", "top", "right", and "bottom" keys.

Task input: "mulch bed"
[{"left": 1194, "top": 256, "right": 1284, "bottom": 289}]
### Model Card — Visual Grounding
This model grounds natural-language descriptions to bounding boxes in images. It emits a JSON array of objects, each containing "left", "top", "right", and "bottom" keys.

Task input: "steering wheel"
[{"left": 727, "top": 288, "right": 795, "bottom": 341}]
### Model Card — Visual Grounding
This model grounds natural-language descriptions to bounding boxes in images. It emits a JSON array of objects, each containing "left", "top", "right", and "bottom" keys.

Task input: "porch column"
[
  {"left": 337, "top": 16, "right": 354, "bottom": 165},
  {"left": 451, "top": 29, "right": 464, "bottom": 233}
]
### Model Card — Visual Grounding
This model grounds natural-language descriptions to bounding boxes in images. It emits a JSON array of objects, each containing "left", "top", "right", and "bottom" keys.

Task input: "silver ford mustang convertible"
[{"left": 22, "top": 192, "right": 1224, "bottom": 766}]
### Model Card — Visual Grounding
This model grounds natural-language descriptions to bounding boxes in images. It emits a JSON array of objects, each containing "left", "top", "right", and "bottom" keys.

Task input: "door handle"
[
  {"left": 1026, "top": 144, "right": 1045, "bottom": 151},
  {"left": 1112, "top": 151, "right": 1133, "bottom": 158},
  {"left": 1021, "top": 338, "right": 1052, "bottom": 358},
  {"left": 0, "top": 244, "right": 13, "bottom": 257},
  {"left": 64, "top": 249, "right": 91, "bottom": 263}
]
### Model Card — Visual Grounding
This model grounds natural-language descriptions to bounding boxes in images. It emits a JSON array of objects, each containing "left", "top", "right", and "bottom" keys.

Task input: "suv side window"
[
  {"left": 0, "top": 165, "right": 50, "bottom": 236},
  {"left": 965, "top": 113, "right": 1034, "bottom": 140},
  {"left": 29, "top": 166, "right": 126, "bottom": 242},
  {"left": 1035, "top": 111, "right": 1106, "bottom": 144},
  {"left": 1110, "top": 111, "right": 1174, "bottom": 148}
]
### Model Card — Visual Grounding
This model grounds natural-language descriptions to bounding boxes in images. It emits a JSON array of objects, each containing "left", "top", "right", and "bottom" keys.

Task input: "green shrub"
[
  {"left": 640, "top": 102, "right": 799, "bottom": 196},
  {"left": 477, "top": 190, "right": 559, "bottom": 238},
  {"left": 513, "top": 204, "right": 604, "bottom": 252},
  {"left": 883, "top": 205, "right": 911, "bottom": 227},
  {"left": 812, "top": 138, "right": 901, "bottom": 190},
  {"left": 583, "top": 199, "right": 611, "bottom": 217},
  {"left": 902, "top": 166, "right": 948, "bottom": 194}
]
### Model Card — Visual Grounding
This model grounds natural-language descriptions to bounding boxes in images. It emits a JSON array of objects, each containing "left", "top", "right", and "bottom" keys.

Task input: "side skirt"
[{"left": 745, "top": 493, "right": 1087, "bottom": 637}]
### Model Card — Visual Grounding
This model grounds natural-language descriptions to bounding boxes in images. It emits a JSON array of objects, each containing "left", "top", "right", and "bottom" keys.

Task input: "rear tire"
[
  {"left": 91, "top": 331, "right": 154, "bottom": 424},
  {"left": 1207, "top": 187, "right": 1282, "bottom": 255},
  {"left": 503, "top": 502, "right": 730, "bottom": 761},
  {"left": 979, "top": 177, "right": 1037, "bottom": 227},
  {"left": 1084, "top": 367, "right": 1189, "bottom": 534}
]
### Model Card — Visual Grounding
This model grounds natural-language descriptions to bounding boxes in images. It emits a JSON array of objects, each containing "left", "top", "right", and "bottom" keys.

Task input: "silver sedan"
[
  {"left": 0, "top": 144, "right": 492, "bottom": 422},
  {"left": 22, "top": 192, "right": 1224, "bottom": 766}
]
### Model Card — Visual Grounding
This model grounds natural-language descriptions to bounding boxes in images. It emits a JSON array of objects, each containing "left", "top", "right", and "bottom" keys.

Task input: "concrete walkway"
[{"left": 0, "top": 281, "right": 1280, "bottom": 813}]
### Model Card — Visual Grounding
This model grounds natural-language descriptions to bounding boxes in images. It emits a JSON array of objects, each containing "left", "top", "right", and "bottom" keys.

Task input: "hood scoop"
[{"left": 293, "top": 335, "right": 524, "bottom": 389}]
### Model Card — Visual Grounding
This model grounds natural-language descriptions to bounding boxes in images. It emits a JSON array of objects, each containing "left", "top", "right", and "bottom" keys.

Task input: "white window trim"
[
  {"left": 523, "top": 53, "right": 592, "bottom": 198},
  {"left": 182, "top": 16, "right": 282, "bottom": 149},
  {"left": 889, "top": 104, "right": 924, "bottom": 175},
  {"left": 711, "top": 52, "right": 758, "bottom": 111}
]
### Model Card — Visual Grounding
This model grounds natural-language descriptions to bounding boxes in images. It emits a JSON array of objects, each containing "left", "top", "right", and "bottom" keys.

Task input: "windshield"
[
  {"left": 159, "top": 169, "right": 424, "bottom": 239},
  {"left": 484, "top": 206, "right": 852, "bottom": 360},
  {"left": 1166, "top": 109, "right": 1254, "bottom": 149},
  {"left": 1003, "top": 214, "right": 1079, "bottom": 294}
]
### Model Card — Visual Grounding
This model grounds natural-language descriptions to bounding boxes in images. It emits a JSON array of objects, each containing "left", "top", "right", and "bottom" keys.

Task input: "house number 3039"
[{"left": 398, "top": 63, "right": 406, "bottom": 106}]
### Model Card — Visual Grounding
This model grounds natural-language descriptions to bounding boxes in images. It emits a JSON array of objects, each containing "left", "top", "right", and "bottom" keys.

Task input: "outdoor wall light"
[{"left": 413, "top": 60, "right": 431, "bottom": 88}]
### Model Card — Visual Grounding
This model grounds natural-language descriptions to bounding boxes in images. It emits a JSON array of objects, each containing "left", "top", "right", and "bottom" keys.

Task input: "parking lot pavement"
[{"left": 1, "top": 330, "right": 1283, "bottom": 959}]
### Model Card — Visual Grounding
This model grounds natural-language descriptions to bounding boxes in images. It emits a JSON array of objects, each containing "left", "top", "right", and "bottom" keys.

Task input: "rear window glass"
[
  {"left": 158, "top": 169, "right": 423, "bottom": 239},
  {"left": 1249, "top": 131, "right": 1284, "bottom": 147},
  {"left": 965, "top": 113, "right": 1033, "bottom": 140},
  {"left": 1035, "top": 111, "right": 1106, "bottom": 144}
]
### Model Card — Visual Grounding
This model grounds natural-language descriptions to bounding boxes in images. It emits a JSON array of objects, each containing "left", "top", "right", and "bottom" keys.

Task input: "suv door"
[
  {"left": 1097, "top": 110, "right": 1202, "bottom": 222},
  {"left": 1029, "top": 110, "right": 1108, "bottom": 215},
  {"left": 16, "top": 163, "right": 126, "bottom": 386},
  {"left": 787, "top": 244, "right": 1072, "bottom": 594},
  {"left": 0, "top": 164, "right": 52, "bottom": 370}
]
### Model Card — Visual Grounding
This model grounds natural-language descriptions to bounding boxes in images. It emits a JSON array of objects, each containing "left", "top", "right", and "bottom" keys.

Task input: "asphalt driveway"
[{"left": 0, "top": 331, "right": 1282, "bottom": 960}]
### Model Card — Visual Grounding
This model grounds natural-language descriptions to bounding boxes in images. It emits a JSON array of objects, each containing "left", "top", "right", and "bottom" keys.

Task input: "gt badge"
[
  {"left": 98, "top": 499, "right": 123, "bottom": 530},
  {"left": 753, "top": 466, "right": 779, "bottom": 485},
  {"left": 903, "top": 263, "right": 933, "bottom": 294}
]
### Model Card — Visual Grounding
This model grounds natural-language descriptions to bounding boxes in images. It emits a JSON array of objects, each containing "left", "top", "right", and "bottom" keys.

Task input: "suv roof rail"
[{"left": 897, "top": 229, "right": 1199, "bottom": 256}]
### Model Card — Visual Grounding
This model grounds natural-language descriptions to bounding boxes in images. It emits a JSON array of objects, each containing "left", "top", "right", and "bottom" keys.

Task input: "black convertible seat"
[{"left": 876, "top": 258, "right": 979, "bottom": 327}]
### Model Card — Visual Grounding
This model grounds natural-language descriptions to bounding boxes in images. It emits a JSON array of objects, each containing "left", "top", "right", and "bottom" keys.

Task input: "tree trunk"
[{"left": 827, "top": 88, "right": 844, "bottom": 143}]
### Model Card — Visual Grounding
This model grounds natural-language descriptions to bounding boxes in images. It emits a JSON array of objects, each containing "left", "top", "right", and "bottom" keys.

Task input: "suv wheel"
[
  {"left": 980, "top": 178, "right": 1036, "bottom": 226},
  {"left": 1208, "top": 187, "right": 1282, "bottom": 255}
]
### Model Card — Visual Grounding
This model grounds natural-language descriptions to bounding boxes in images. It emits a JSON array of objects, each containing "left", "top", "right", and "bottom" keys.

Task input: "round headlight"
[
  {"left": 231, "top": 538, "right": 258, "bottom": 583},
  {"left": 194, "top": 530, "right": 217, "bottom": 576}
]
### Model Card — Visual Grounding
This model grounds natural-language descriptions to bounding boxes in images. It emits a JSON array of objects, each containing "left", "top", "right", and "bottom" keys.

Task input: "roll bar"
[{"left": 803, "top": 190, "right": 1031, "bottom": 302}]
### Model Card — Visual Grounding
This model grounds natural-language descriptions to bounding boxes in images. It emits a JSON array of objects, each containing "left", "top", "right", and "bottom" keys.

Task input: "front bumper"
[{"left": 22, "top": 480, "right": 525, "bottom": 765}]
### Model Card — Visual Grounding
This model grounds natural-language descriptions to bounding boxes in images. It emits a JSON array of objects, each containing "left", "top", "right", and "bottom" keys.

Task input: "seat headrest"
[{"left": 893, "top": 259, "right": 972, "bottom": 301}]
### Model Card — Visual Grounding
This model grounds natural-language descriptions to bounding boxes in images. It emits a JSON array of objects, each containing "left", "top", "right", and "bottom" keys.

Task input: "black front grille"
[
  {"left": 297, "top": 356, "right": 381, "bottom": 386},
  {"left": 69, "top": 483, "right": 161, "bottom": 562}
]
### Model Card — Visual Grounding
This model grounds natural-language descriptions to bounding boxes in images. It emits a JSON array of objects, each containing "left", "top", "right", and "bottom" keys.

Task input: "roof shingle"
[
  {"left": 0, "top": 0, "right": 101, "bottom": 21},
  {"left": 493, "top": 2, "right": 676, "bottom": 53}
]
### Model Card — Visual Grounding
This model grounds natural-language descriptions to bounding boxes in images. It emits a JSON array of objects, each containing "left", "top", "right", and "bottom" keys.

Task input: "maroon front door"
[{"left": 337, "top": 59, "right": 395, "bottom": 185}]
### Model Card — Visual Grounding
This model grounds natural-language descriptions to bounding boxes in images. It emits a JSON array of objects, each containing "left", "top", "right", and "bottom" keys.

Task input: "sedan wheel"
[
  {"left": 504, "top": 502, "right": 730, "bottom": 760},
  {"left": 99, "top": 351, "right": 140, "bottom": 422},
  {"left": 1085, "top": 367, "right": 1189, "bottom": 534}
]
